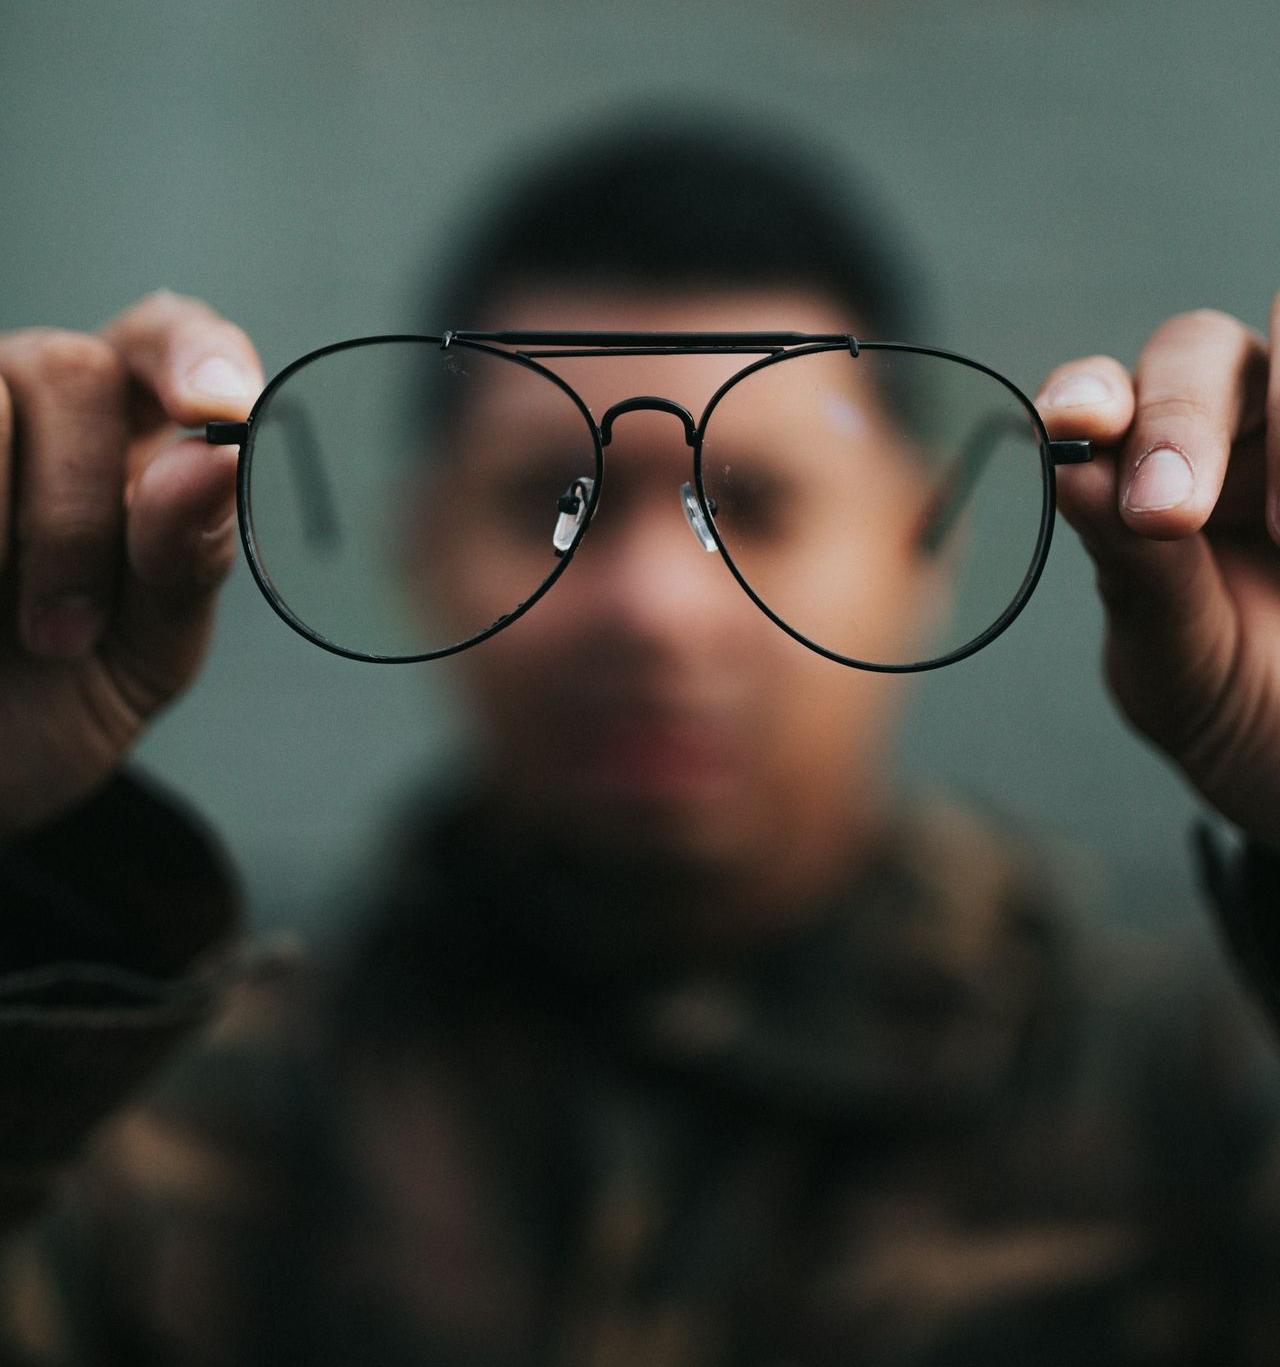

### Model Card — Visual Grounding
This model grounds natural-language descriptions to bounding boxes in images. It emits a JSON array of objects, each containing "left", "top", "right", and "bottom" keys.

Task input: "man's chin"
[{"left": 516, "top": 774, "right": 752, "bottom": 871}]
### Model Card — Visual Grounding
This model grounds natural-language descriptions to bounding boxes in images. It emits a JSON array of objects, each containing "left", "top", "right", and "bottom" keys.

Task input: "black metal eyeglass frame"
[{"left": 206, "top": 331, "right": 1092, "bottom": 672}]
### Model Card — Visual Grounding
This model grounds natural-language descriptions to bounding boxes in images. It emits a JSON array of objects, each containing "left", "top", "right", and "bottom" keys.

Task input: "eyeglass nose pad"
[
  {"left": 680, "top": 482, "right": 718, "bottom": 552},
  {"left": 552, "top": 476, "right": 596, "bottom": 556}
]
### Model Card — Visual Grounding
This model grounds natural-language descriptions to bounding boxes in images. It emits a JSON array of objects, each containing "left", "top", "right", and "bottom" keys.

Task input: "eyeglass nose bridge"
[
  {"left": 596, "top": 396, "right": 717, "bottom": 554},
  {"left": 598, "top": 395, "right": 697, "bottom": 448}
]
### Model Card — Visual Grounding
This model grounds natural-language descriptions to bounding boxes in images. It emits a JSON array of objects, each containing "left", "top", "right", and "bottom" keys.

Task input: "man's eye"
[
  {"left": 710, "top": 463, "right": 795, "bottom": 541},
  {"left": 487, "top": 460, "right": 583, "bottom": 540}
]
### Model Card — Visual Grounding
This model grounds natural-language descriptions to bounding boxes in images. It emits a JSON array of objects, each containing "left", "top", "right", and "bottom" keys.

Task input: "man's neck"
[{"left": 475, "top": 782, "right": 893, "bottom": 976}]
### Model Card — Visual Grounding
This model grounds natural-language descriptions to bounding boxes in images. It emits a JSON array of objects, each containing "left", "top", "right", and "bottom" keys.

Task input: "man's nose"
[
  {"left": 575, "top": 484, "right": 724, "bottom": 633},
  {"left": 568, "top": 416, "right": 732, "bottom": 639}
]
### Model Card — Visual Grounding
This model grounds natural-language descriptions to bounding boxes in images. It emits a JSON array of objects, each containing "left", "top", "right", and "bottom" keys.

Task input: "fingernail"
[
  {"left": 1038, "top": 373, "right": 1112, "bottom": 409},
  {"left": 1123, "top": 445, "right": 1194, "bottom": 513},
  {"left": 26, "top": 594, "right": 103, "bottom": 659},
  {"left": 185, "top": 355, "right": 256, "bottom": 401}
]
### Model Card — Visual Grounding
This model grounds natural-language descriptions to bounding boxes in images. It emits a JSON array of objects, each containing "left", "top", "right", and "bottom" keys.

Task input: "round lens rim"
[
  {"left": 691, "top": 340, "right": 1057, "bottom": 673},
  {"left": 236, "top": 335, "right": 605, "bottom": 664}
]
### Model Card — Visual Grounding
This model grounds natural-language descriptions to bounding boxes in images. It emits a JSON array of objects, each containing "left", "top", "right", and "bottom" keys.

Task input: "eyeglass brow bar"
[{"left": 444, "top": 329, "right": 853, "bottom": 357}]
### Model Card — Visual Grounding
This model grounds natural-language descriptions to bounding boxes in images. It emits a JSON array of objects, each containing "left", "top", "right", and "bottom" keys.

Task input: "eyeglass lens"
[
  {"left": 245, "top": 341, "right": 599, "bottom": 659},
  {"left": 699, "top": 347, "right": 1048, "bottom": 667}
]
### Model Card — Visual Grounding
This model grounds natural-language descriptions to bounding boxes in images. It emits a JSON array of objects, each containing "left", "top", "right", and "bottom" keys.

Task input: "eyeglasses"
[{"left": 205, "top": 331, "right": 1091, "bottom": 672}]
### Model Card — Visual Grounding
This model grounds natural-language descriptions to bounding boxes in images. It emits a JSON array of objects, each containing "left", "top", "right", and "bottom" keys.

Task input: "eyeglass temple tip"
[{"left": 206, "top": 421, "right": 249, "bottom": 446}]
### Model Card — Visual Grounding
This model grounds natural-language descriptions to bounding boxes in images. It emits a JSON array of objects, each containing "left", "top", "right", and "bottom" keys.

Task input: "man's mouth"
[{"left": 548, "top": 711, "right": 741, "bottom": 806}]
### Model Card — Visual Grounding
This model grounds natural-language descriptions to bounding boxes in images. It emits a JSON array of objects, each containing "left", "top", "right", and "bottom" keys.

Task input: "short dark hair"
[{"left": 427, "top": 108, "right": 923, "bottom": 341}]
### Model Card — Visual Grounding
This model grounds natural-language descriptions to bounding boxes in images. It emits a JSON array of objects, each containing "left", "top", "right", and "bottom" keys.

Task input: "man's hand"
[
  {"left": 0, "top": 291, "right": 262, "bottom": 843},
  {"left": 1037, "top": 300, "right": 1280, "bottom": 847}
]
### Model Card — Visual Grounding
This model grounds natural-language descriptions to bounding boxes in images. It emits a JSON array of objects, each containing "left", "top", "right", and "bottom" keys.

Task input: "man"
[{"left": 1, "top": 120, "right": 1279, "bottom": 1364}]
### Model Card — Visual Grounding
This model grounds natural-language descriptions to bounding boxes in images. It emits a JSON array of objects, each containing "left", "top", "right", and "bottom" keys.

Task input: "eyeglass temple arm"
[
  {"left": 915, "top": 417, "right": 1091, "bottom": 555},
  {"left": 207, "top": 413, "right": 342, "bottom": 551}
]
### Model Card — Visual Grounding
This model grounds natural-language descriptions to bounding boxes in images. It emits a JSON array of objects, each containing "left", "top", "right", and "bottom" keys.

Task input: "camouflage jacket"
[{"left": 1, "top": 773, "right": 1279, "bottom": 1367}]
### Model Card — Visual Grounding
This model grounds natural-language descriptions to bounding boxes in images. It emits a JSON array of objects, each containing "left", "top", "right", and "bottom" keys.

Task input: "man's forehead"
[
  {"left": 474, "top": 282, "right": 865, "bottom": 415},
  {"left": 480, "top": 281, "right": 859, "bottom": 332}
]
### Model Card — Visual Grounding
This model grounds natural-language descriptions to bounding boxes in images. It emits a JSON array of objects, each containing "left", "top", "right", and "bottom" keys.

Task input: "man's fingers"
[
  {"left": 1267, "top": 289, "right": 1280, "bottom": 545},
  {"left": 1034, "top": 354, "right": 1136, "bottom": 537},
  {"left": 101, "top": 289, "right": 263, "bottom": 430},
  {"left": 101, "top": 438, "right": 238, "bottom": 706},
  {"left": 1054, "top": 443, "right": 1239, "bottom": 753},
  {"left": 0, "top": 373, "right": 11, "bottom": 573},
  {"left": 1042, "top": 316, "right": 1271, "bottom": 543},
  {"left": 0, "top": 329, "right": 130, "bottom": 658},
  {"left": 1058, "top": 447, "right": 1221, "bottom": 630},
  {"left": 125, "top": 438, "right": 237, "bottom": 593},
  {"left": 1119, "top": 309, "right": 1267, "bottom": 541},
  {"left": 0, "top": 293, "right": 257, "bottom": 667},
  {"left": 1035, "top": 354, "right": 1135, "bottom": 446}
]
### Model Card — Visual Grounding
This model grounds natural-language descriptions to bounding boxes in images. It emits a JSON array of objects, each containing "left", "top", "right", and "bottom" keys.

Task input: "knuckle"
[
  {"left": 106, "top": 290, "right": 218, "bottom": 354},
  {"left": 141, "top": 287, "right": 182, "bottom": 309},
  {"left": 1137, "top": 392, "right": 1218, "bottom": 429},
  {"left": 19, "top": 329, "right": 126, "bottom": 400},
  {"left": 1143, "top": 308, "right": 1244, "bottom": 357},
  {"left": 18, "top": 495, "right": 117, "bottom": 549},
  {"left": 136, "top": 287, "right": 212, "bottom": 321},
  {"left": 1179, "top": 306, "right": 1243, "bottom": 334}
]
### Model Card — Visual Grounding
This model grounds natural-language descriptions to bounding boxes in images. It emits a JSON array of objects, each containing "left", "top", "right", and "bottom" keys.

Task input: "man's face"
[{"left": 413, "top": 286, "right": 941, "bottom": 898}]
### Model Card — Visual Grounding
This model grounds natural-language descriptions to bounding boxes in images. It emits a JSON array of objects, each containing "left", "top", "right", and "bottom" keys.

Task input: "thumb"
[
  {"left": 1056, "top": 450, "right": 1238, "bottom": 752},
  {"left": 103, "top": 438, "right": 238, "bottom": 709}
]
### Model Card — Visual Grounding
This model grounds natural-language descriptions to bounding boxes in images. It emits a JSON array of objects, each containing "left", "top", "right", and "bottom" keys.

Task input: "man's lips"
[{"left": 545, "top": 712, "right": 742, "bottom": 803}]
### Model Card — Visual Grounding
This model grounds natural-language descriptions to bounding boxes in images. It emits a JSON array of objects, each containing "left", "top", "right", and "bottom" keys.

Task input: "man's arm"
[
  {"left": 0, "top": 770, "right": 243, "bottom": 1233},
  {"left": 1034, "top": 301, "right": 1280, "bottom": 1025},
  {"left": 0, "top": 765, "right": 304, "bottom": 1367},
  {"left": 0, "top": 293, "right": 262, "bottom": 1229}
]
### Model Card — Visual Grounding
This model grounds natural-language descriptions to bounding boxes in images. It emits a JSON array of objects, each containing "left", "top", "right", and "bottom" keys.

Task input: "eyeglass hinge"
[
  {"left": 206, "top": 420, "right": 249, "bottom": 446},
  {"left": 846, "top": 335, "right": 860, "bottom": 358},
  {"left": 440, "top": 330, "right": 455, "bottom": 350}
]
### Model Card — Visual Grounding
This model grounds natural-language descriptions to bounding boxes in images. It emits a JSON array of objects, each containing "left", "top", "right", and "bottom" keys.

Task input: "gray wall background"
[{"left": 1, "top": 0, "right": 1275, "bottom": 931}]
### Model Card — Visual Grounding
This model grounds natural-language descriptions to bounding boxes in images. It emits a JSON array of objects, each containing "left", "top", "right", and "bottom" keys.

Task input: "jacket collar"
[{"left": 346, "top": 790, "right": 1070, "bottom": 1125}]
